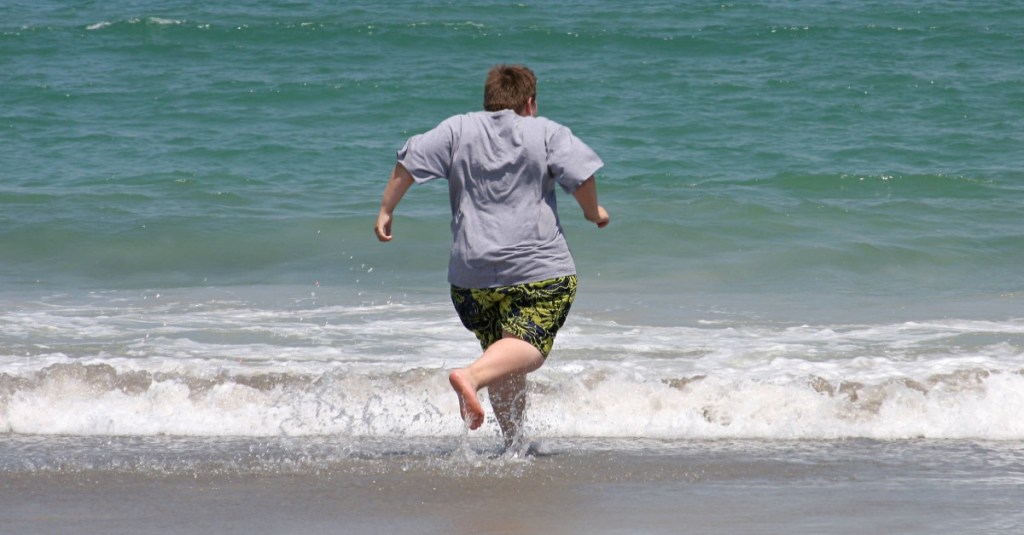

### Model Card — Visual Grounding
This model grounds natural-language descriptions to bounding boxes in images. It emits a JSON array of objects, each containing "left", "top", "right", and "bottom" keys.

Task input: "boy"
[{"left": 374, "top": 64, "right": 609, "bottom": 448}]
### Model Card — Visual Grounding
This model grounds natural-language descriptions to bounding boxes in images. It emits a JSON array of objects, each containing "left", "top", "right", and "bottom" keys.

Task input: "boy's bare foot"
[{"left": 449, "top": 369, "right": 484, "bottom": 429}]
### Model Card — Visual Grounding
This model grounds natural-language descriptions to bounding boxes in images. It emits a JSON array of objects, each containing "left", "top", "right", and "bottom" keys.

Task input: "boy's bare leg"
[
  {"left": 488, "top": 372, "right": 528, "bottom": 447},
  {"left": 449, "top": 333, "right": 543, "bottom": 431}
]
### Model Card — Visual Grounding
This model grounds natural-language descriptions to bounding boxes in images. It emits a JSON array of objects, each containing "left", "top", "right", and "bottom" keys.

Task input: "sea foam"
[
  {"left": 3, "top": 358, "right": 1023, "bottom": 440},
  {"left": 2, "top": 293, "right": 1021, "bottom": 440}
]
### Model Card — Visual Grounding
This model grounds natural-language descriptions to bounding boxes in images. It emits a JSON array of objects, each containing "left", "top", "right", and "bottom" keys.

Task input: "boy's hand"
[
  {"left": 375, "top": 164, "right": 415, "bottom": 242},
  {"left": 572, "top": 177, "right": 609, "bottom": 229},
  {"left": 375, "top": 209, "right": 394, "bottom": 242},
  {"left": 589, "top": 205, "right": 610, "bottom": 228}
]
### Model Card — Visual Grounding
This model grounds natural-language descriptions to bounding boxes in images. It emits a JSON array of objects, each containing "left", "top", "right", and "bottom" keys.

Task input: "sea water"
[{"left": 2, "top": 0, "right": 1024, "bottom": 475}]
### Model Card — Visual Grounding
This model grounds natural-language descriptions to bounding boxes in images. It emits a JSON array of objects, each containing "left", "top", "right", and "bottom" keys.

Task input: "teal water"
[
  {"left": 5, "top": 1, "right": 1022, "bottom": 301},
  {"left": 1, "top": 1, "right": 1023, "bottom": 442}
]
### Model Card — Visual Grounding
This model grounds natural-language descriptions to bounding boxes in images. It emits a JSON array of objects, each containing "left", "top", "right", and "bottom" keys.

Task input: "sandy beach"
[{"left": 3, "top": 438, "right": 1022, "bottom": 534}]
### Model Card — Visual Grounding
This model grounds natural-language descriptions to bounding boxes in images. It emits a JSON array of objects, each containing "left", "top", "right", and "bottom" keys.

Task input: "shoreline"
[{"left": 3, "top": 438, "right": 1022, "bottom": 534}]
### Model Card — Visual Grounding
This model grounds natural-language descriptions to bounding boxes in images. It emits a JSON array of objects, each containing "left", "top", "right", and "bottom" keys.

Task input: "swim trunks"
[{"left": 450, "top": 275, "right": 577, "bottom": 358}]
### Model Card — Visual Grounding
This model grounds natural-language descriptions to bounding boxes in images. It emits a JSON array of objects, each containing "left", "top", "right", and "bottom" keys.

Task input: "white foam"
[
  {"left": 2, "top": 291, "right": 1022, "bottom": 440},
  {"left": 2, "top": 358, "right": 1023, "bottom": 440},
  {"left": 1, "top": 364, "right": 459, "bottom": 437},
  {"left": 529, "top": 364, "right": 1024, "bottom": 440},
  {"left": 84, "top": 17, "right": 184, "bottom": 32},
  {"left": 148, "top": 17, "right": 183, "bottom": 26}
]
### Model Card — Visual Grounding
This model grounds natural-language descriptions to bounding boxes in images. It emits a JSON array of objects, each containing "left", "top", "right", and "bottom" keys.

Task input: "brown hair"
[{"left": 483, "top": 64, "right": 536, "bottom": 113}]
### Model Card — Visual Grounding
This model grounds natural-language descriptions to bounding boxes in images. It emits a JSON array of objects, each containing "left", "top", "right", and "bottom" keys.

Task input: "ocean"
[{"left": 2, "top": 1, "right": 1023, "bottom": 532}]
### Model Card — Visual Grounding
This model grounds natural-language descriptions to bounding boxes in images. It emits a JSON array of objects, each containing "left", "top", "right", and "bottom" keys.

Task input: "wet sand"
[{"left": 3, "top": 440, "right": 1023, "bottom": 534}]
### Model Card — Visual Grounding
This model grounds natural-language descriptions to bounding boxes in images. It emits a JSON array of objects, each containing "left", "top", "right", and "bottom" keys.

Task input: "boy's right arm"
[
  {"left": 572, "top": 176, "right": 610, "bottom": 228},
  {"left": 375, "top": 163, "right": 415, "bottom": 242}
]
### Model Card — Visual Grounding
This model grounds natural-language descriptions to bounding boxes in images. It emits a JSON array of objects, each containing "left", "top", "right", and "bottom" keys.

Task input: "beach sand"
[{"left": 3, "top": 438, "right": 1021, "bottom": 534}]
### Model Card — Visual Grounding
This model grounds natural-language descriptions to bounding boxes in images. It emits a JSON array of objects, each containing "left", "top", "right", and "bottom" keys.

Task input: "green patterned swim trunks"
[{"left": 450, "top": 275, "right": 577, "bottom": 358}]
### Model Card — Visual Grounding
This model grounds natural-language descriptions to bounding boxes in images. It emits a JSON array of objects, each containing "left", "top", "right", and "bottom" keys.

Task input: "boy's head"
[{"left": 484, "top": 64, "right": 537, "bottom": 116}]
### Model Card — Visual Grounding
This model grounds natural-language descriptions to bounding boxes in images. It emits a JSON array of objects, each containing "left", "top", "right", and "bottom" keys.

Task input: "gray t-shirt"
[{"left": 397, "top": 109, "right": 603, "bottom": 288}]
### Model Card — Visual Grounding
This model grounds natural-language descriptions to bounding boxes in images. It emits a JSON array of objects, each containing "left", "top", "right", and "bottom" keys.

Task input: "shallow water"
[{"left": 3, "top": 436, "right": 1023, "bottom": 534}]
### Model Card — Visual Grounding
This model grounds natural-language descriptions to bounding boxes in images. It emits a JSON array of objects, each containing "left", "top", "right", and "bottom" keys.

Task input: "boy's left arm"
[
  {"left": 572, "top": 176, "right": 610, "bottom": 228},
  {"left": 375, "top": 163, "right": 416, "bottom": 242}
]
